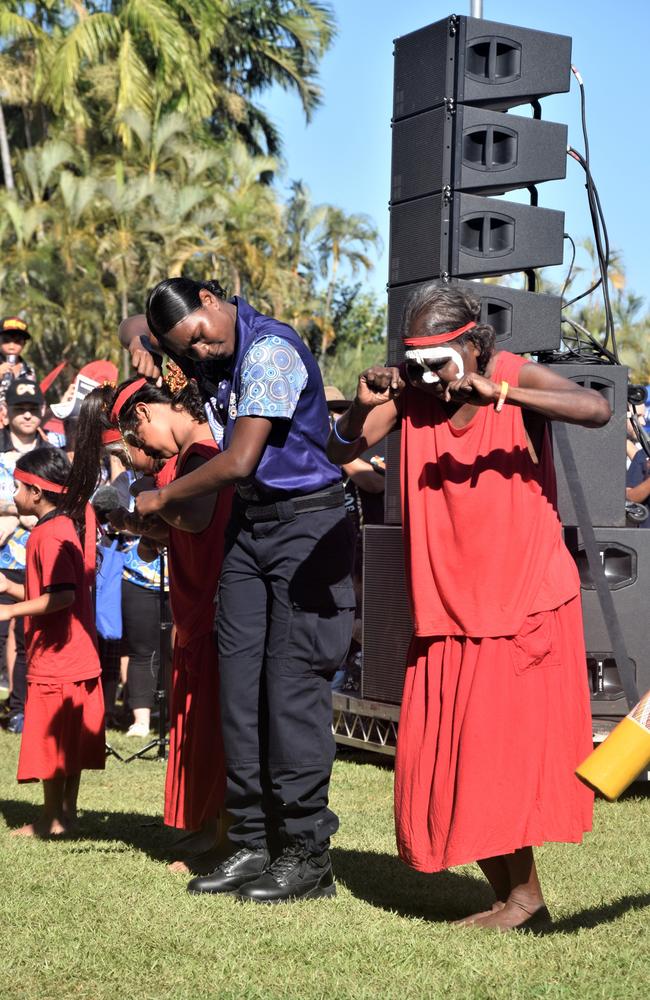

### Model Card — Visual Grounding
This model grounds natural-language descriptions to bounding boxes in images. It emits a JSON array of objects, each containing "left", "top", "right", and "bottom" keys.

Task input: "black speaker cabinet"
[
  {"left": 362, "top": 525, "right": 412, "bottom": 703},
  {"left": 387, "top": 280, "right": 561, "bottom": 364},
  {"left": 564, "top": 527, "right": 650, "bottom": 718},
  {"left": 391, "top": 105, "right": 567, "bottom": 203},
  {"left": 548, "top": 364, "right": 628, "bottom": 528},
  {"left": 393, "top": 15, "right": 571, "bottom": 119},
  {"left": 389, "top": 192, "right": 564, "bottom": 286}
]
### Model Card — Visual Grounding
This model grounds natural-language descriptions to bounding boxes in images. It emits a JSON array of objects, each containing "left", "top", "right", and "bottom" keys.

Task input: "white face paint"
[{"left": 404, "top": 345, "right": 465, "bottom": 384}]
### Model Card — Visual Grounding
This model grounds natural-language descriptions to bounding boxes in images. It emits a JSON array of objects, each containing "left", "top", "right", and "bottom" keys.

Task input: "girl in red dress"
[
  {"left": 0, "top": 447, "right": 105, "bottom": 837},
  {"left": 65, "top": 375, "right": 232, "bottom": 855},
  {"left": 328, "top": 283, "right": 611, "bottom": 930}
]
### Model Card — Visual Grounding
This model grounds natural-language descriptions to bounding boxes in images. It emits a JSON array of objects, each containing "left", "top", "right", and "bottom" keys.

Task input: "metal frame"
[{"left": 332, "top": 693, "right": 400, "bottom": 756}]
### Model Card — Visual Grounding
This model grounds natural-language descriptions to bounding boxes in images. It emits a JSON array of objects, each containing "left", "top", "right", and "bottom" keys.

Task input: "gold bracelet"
[{"left": 495, "top": 380, "right": 509, "bottom": 413}]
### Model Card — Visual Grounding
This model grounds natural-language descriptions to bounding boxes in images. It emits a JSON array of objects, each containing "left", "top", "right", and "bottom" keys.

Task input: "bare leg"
[
  {"left": 454, "top": 856, "right": 510, "bottom": 925},
  {"left": 63, "top": 773, "right": 81, "bottom": 826},
  {"left": 12, "top": 777, "right": 69, "bottom": 837},
  {"left": 472, "top": 847, "right": 548, "bottom": 930}
]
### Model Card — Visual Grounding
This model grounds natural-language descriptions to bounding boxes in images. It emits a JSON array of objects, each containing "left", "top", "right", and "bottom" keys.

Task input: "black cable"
[
  {"left": 568, "top": 65, "right": 618, "bottom": 361},
  {"left": 560, "top": 233, "right": 577, "bottom": 303}
]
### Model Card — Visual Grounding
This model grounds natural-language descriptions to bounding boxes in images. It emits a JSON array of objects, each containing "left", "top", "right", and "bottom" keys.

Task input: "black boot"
[
  {"left": 237, "top": 845, "right": 335, "bottom": 903},
  {"left": 187, "top": 847, "right": 270, "bottom": 895}
]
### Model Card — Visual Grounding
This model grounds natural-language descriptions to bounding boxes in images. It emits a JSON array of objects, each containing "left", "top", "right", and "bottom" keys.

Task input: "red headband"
[
  {"left": 15, "top": 471, "right": 98, "bottom": 588},
  {"left": 14, "top": 469, "right": 67, "bottom": 494},
  {"left": 102, "top": 429, "right": 122, "bottom": 445},
  {"left": 110, "top": 378, "right": 147, "bottom": 425},
  {"left": 403, "top": 321, "right": 477, "bottom": 348}
]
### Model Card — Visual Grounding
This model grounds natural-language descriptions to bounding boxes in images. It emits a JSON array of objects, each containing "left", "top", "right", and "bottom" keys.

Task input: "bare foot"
[
  {"left": 453, "top": 901, "right": 507, "bottom": 926},
  {"left": 471, "top": 899, "right": 550, "bottom": 931},
  {"left": 168, "top": 859, "right": 191, "bottom": 874},
  {"left": 11, "top": 817, "right": 70, "bottom": 838}
]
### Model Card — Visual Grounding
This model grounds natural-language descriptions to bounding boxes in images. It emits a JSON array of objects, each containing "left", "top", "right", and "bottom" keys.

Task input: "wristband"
[
  {"left": 495, "top": 380, "right": 509, "bottom": 413},
  {"left": 333, "top": 420, "right": 360, "bottom": 446}
]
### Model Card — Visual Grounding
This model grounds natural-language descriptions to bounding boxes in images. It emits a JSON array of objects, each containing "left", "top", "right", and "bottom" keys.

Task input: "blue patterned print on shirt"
[{"left": 237, "top": 336, "right": 308, "bottom": 419}]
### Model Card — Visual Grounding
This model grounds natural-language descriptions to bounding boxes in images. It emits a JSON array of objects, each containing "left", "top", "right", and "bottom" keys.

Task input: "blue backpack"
[{"left": 95, "top": 538, "right": 126, "bottom": 640}]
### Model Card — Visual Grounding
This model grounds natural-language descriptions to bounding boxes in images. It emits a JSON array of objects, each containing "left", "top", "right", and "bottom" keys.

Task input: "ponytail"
[{"left": 60, "top": 384, "right": 116, "bottom": 519}]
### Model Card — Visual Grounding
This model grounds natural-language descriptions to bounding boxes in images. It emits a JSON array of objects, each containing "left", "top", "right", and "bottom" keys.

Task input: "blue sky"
[{"left": 262, "top": 0, "right": 650, "bottom": 308}]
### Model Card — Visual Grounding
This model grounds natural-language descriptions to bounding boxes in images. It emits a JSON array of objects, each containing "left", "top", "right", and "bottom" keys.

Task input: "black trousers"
[
  {"left": 121, "top": 580, "right": 164, "bottom": 711},
  {"left": 217, "top": 502, "right": 355, "bottom": 854},
  {"left": 0, "top": 569, "right": 26, "bottom": 714}
]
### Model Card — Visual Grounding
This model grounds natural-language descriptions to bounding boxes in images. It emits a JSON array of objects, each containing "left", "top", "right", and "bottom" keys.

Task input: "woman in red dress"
[
  {"left": 65, "top": 375, "right": 232, "bottom": 852},
  {"left": 328, "top": 283, "right": 611, "bottom": 930}
]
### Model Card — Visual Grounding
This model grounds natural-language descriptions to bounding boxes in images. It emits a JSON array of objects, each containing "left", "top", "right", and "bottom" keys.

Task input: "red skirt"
[
  {"left": 164, "top": 633, "right": 226, "bottom": 831},
  {"left": 17, "top": 678, "right": 105, "bottom": 782},
  {"left": 394, "top": 596, "right": 594, "bottom": 872}
]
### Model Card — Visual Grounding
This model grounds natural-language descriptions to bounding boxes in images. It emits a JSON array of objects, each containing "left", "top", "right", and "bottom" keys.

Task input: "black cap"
[
  {"left": 5, "top": 377, "right": 44, "bottom": 409},
  {"left": 0, "top": 316, "right": 31, "bottom": 340}
]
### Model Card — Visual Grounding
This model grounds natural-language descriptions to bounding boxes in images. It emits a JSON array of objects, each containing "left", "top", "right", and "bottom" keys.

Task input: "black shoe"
[
  {"left": 237, "top": 846, "right": 336, "bottom": 903},
  {"left": 187, "top": 847, "right": 270, "bottom": 895}
]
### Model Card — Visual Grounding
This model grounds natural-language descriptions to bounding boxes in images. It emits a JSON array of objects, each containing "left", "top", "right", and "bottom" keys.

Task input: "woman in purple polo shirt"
[{"left": 120, "top": 278, "right": 355, "bottom": 904}]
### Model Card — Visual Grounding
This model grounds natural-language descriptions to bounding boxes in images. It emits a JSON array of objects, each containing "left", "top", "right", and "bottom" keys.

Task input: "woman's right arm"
[
  {"left": 327, "top": 365, "right": 405, "bottom": 465},
  {"left": 119, "top": 315, "right": 163, "bottom": 379}
]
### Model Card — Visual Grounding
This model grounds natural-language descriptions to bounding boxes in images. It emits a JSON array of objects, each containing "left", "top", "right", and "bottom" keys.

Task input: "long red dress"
[
  {"left": 394, "top": 352, "right": 594, "bottom": 872},
  {"left": 163, "top": 442, "right": 232, "bottom": 831}
]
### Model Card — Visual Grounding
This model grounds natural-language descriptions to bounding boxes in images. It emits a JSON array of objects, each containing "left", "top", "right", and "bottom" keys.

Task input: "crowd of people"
[{"left": 0, "top": 281, "right": 614, "bottom": 927}]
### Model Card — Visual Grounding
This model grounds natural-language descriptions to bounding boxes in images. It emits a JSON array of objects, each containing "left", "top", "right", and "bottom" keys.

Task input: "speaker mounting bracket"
[
  {"left": 448, "top": 14, "right": 459, "bottom": 36},
  {"left": 444, "top": 97, "right": 456, "bottom": 115}
]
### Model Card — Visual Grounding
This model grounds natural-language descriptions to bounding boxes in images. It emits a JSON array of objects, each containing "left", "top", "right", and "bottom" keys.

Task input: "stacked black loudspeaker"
[{"left": 363, "top": 14, "right": 637, "bottom": 726}]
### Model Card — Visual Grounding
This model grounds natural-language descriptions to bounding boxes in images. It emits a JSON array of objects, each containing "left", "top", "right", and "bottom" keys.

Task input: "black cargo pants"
[{"left": 216, "top": 501, "right": 355, "bottom": 854}]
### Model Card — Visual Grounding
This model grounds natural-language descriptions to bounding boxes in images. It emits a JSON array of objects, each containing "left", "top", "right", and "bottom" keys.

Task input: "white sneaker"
[{"left": 126, "top": 723, "right": 150, "bottom": 738}]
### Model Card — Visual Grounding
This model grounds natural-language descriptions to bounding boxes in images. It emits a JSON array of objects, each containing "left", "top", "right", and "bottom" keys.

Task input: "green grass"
[{"left": 0, "top": 729, "right": 649, "bottom": 1000}]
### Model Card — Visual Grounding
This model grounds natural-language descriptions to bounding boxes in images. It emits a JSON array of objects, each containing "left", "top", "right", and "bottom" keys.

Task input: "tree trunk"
[{"left": 0, "top": 101, "right": 15, "bottom": 191}]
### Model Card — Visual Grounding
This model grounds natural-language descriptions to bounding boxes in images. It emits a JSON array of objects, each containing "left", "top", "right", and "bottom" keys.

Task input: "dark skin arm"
[
  {"left": 327, "top": 359, "right": 611, "bottom": 466},
  {"left": 135, "top": 417, "right": 273, "bottom": 521},
  {"left": 119, "top": 315, "right": 163, "bottom": 379}
]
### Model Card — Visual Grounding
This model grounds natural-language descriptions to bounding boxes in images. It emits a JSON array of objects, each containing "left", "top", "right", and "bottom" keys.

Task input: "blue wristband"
[{"left": 333, "top": 420, "right": 360, "bottom": 446}]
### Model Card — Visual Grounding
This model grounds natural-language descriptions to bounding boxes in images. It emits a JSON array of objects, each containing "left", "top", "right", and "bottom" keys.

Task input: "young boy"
[
  {"left": 0, "top": 317, "right": 35, "bottom": 407},
  {"left": 0, "top": 448, "right": 105, "bottom": 837}
]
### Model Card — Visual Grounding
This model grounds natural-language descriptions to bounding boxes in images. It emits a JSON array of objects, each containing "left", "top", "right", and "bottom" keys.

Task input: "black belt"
[{"left": 239, "top": 483, "right": 345, "bottom": 523}]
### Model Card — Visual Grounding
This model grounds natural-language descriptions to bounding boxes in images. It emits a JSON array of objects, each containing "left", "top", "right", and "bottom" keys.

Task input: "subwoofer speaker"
[
  {"left": 564, "top": 526, "right": 650, "bottom": 718},
  {"left": 548, "top": 363, "right": 628, "bottom": 528},
  {"left": 384, "top": 431, "right": 401, "bottom": 525},
  {"left": 362, "top": 525, "right": 412, "bottom": 703}
]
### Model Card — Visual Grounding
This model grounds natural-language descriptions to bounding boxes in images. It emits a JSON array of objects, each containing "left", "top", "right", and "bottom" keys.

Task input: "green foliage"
[{"left": 0, "top": 1, "right": 384, "bottom": 375}]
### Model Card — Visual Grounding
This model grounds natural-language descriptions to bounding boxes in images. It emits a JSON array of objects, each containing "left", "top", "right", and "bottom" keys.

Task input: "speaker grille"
[
  {"left": 362, "top": 525, "right": 413, "bottom": 703},
  {"left": 393, "top": 20, "right": 451, "bottom": 120}
]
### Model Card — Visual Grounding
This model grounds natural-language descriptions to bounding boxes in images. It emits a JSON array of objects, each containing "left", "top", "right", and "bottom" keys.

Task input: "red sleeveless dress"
[
  {"left": 163, "top": 441, "right": 233, "bottom": 831},
  {"left": 394, "top": 352, "right": 594, "bottom": 872}
]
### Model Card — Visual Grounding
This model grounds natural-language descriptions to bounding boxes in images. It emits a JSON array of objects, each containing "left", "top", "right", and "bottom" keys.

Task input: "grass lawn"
[{"left": 1, "top": 727, "right": 649, "bottom": 1000}]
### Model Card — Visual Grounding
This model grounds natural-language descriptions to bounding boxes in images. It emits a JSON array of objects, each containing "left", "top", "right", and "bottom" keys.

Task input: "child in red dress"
[
  {"left": 64, "top": 375, "right": 231, "bottom": 860},
  {"left": 0, "top": 448, "right": 104, "bottom": 837}
]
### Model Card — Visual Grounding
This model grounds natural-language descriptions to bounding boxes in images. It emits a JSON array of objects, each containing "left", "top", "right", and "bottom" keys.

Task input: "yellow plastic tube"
[{"left": 576, "top": 690, "right": 650, "bottom": 801}]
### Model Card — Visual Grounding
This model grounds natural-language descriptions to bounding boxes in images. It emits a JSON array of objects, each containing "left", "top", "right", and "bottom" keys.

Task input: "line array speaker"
[
  {"left": 389, "top": 14, "right": 571, "bottom": 356},
  {"left": 387, "top": 279, "right": 561, "bottom": 364}
]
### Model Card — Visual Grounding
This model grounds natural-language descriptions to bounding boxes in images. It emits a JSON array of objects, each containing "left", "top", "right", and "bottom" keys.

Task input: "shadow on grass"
[
  {"left": 538, "top": 893, "right": 650, "bottom": 935},
  {"left": 331, "top": 847, "right": 492, "bottom": 921},
  {"left": 0, "top": 799, "right": 171, "bottom": 860},
  {"left": 332, "top": 847, "right": 650, "bottom": 932}
]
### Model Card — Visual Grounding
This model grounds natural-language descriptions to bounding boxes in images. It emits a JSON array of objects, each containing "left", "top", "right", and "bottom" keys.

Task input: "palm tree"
[{"left": 316, "top": 206, "right": 381, "bottom": 353}]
